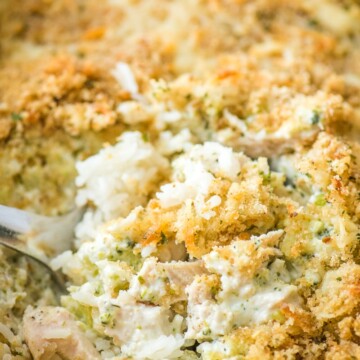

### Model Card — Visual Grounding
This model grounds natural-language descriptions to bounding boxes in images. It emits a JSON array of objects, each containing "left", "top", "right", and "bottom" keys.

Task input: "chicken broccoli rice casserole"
[{"left": 1, "top": 0, "right": 360, "bottom": 359}]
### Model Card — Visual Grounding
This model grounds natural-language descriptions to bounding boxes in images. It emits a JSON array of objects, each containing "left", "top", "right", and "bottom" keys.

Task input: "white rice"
[{"left": 75, "top": 131, "right": 169, "bottom": 242}]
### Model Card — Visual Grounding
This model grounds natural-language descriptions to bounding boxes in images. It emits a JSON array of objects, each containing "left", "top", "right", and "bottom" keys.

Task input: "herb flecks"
[
  {"left": 160, "top": 231, "right": 168, "bottom": 244},
  {"left": 310, "top": 111, "right": 321, "bottom": 125},
  {"left": 11, "top": 112, "right": 23, "bottom": 121}
]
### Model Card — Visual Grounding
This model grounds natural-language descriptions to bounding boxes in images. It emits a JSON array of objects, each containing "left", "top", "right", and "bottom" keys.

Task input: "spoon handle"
[{"left": 0, "top": 229, "right": 67, "bottom": 296}]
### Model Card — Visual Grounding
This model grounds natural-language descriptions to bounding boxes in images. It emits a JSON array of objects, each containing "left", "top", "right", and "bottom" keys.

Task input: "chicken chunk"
[
  {"left": 23, "top": 306, "right": 101, "bottom": 360},
  {"left": 130, "top": 258, "right": 208, "bottom": 305},
  {"left": 163, "top": 260, "right": 208, "bottom": 288},
  {"left": 232, "top": 134, "right": 316, "bottom": 158}
]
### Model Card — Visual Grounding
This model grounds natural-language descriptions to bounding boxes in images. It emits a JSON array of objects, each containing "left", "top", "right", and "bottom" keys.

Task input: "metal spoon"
[{"left": 0, "top": 205, "right": 84, "bottom": 295}]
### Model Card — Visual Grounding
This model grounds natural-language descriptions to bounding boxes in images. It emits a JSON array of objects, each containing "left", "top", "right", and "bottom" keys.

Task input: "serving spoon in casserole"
[{"left": 0, "top": 205, "right": 84, "bottom": 295}]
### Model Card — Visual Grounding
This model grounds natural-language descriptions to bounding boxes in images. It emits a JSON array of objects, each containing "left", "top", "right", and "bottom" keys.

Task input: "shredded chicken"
[{"left": 23, "top": 307, "right": 101, "bottom": 360}]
